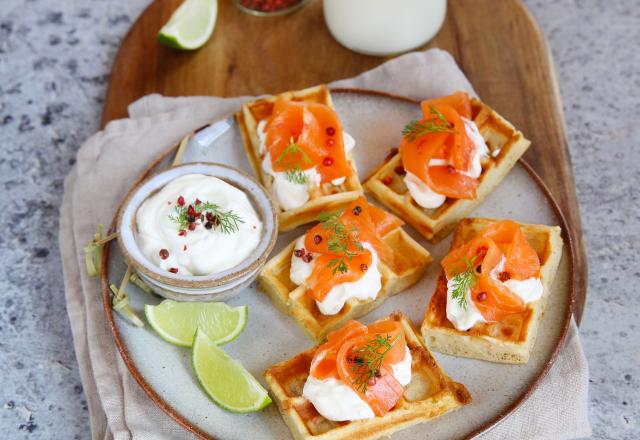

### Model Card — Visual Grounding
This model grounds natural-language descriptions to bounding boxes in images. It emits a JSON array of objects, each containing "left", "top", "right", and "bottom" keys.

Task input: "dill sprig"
[
  {"left": 350, "top": 334, "right": 399, "bottom": 394},
  {"left": 168, "top": 201, "right": 244, "bottom": 235},
  {"left": 285, "top": 166, "right": 308, "bottom": 185},
  {"left": 449, "top": 256, "right": 479, "bottom": 310},
  {"left": 319, "top": 211, "right": 364, "bottom": 275},
  {"left": 276, "top": 136, "right": 312, "bottom": 184},
  {"left": 402, "top": 105, "right": 455, "bottom": 141}
]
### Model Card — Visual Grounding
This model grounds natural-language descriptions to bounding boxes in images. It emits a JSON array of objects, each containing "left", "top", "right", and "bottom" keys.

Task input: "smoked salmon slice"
[
  {"left": 401, "top": 92, "right": 480, "bottom": 200},
  {"left": 263, "top": 99, "right": 353, "bottom": 183},
  {"left": 310, "top": 319, "right": 408, "bottom": 417},
  {"left": 441, "top": 220, "right": 541, "bottom": 322},
  {"left": 302, "top": 197, "right": 398, "bottom": 302}
]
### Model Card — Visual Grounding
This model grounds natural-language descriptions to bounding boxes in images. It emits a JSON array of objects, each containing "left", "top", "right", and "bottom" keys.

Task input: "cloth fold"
[{"left": 59, "top": 49, "right": 591, "bottom": 440}]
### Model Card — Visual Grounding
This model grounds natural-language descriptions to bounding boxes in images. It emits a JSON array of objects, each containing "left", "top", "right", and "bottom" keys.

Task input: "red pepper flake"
[
  {"left": 302, "top": 253, "right": 313, "bottom": 263},
  {"left": 394, "top": 165, "right": 406, "bottom": 176},
  {"left": 446, "top": 165, "right": 456, "bottom": 174},
  {"left": 177, "top": 196, "right": 185, "bottom": 206},
  {"left": 178, "top": 230, "right": 186, "bottom": 237},
  {"left": 187, "top": 205, "right": 196, "bottom": 217},
  {"left": 476, "top": 292, "right": 488, "bottom": 302},
  {"left": 294, "top": 248, "right": 305, "bottom": 258},
  {"left": 382, "top": 176, "right": 393, "bottom": 185},
  {"left": 205, "top": 211, "right": 213, "bottom": 221},
  {"left": 498, "top": 271, "right": 511, "bottom": 282},
  {"left": 188, "top": 222, "right": 196, "bottom": 231},
  {"left": 385, "top": 147, "right": 399, "bottom": 162},
  {"left": 360, "top": 263, "right": 368, "bottom": 272},
  {"left": 183, "top": 245, "right": 187, "bottom": 251},
  {"left": 195, "top": 198, "right": 202, "bottom": 205},
  {"left": 326, "top": 127, "right": 335, "bottom": 136},
  {"left": 159, "top": 249, "right": 169, "bottom": 260},
  {"left": 169, "top": 267, "right": 179, "bottom": 274},
  {"left": 322, "top": 157, "right": 334, "bottom": 166},
  {"left": 326, "top": 138, "right": 335, "bottom": 147},
  {"left": 352, "top": 205, "right": 362, "bottom": 216},
  {"left": 240, "top": 0, "right": 303, "bottom": 12},
  {"left": 313, "top": 234, "right": 322, "bottom": 244}
]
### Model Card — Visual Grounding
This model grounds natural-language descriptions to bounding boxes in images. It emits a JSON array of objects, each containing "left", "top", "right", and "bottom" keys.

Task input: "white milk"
[{"left": 323, "top": 0, "right": 447, "bottom": 56}]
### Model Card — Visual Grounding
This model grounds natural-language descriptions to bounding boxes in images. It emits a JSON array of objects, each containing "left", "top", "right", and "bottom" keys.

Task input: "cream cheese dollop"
[
  {"left": 404, "top": 117, "right": 489, "bottom": 209},
  {"left": 258, "top": 120, "right": 356, "bottom": 211},
  {"left": 289, "top": 237, "right": 382, "bottom": 315},
  {"left": 135, "top": 174, "right": 262, "bottom": 276},
  {"left": 490, "top": 257, "right": 543, "bottom": 303},
  {"left": 446, "top": 255, "right": 544, "bottom": 331},
  {"left": 302, "top": 346, "right": 412, "bottom": 421}
]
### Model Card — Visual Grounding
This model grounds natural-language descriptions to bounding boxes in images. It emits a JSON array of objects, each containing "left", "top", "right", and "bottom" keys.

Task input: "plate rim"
[{"left": 100, "top": 88, "right": 576, "bottom": 440}]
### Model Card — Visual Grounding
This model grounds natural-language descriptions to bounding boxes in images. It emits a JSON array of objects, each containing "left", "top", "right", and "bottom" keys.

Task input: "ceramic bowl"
[{"left": 116, "top": 162, "right": 277, "bottom": 301}]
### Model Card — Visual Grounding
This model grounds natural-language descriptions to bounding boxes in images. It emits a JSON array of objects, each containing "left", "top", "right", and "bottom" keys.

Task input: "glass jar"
[
  {"left": 233, "top": 0, "right": 312, "bottom": 17},
  {"left": 323, "top": 0, "right": 447, "bottom": 56}
]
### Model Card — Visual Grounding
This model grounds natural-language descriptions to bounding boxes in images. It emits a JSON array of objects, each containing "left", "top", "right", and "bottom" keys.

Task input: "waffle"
[
  {"left": 363, "top": 98, "right": 531, "bottom": 243},
  {"left": 258, "top": 223, "right": 432, "bottom": 342},
  {"left": 236, "top": 85, "right": 364, "bottom": 231},
  {"left": 421, "top": 218, "right": 563, "bottom": 364},
  {"left": 265, "top": 312, "right": 471, "bottom": 440}
]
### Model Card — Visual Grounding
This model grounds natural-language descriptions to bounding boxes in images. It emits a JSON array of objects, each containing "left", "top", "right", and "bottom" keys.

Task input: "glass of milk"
[{"left": 323, "top": 0, "right": 447, "bottom": 56}]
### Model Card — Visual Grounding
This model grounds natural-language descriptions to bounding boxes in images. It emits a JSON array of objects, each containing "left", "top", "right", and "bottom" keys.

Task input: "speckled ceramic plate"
[{"left": 102, "top": 90, "right": 575, "bottom": 440}]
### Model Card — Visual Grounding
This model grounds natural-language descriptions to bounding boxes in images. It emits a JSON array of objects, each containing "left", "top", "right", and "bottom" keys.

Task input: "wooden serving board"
[{"left": 102, "top": 0, "right": 587, "bottom": 323}]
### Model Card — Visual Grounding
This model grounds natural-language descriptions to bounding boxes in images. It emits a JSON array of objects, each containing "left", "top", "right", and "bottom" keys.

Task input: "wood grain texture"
[{"left": 102, "top": 0, "right": 586, "bottom": 323}]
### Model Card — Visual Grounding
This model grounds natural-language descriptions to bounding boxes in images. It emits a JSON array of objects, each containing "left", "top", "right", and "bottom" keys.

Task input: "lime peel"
[
  {"left": 145, "top": 300, "right": 247, "bottom": 347},
  {"left": 192, "top": 329, "right": 272, "bottom": 413},
  {"left": 157, "top": 0, "right": 218, "bottom": 50}
]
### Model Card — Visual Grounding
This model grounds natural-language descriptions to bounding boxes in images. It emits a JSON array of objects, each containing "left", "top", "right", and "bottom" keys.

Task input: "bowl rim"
[{"left": 116, "top": 161, "right": 278, "bottom": 289}]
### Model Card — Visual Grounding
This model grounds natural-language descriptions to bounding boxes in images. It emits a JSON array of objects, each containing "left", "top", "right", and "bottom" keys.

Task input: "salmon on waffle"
[
  {"left": 258, "top": 197, "right": 431, "bottom": 342},
  {"left": 236, "top": 85, "right": 364, "bottom": 231},
  {"left": 364, "top": 92, "right": 530, "bottom": 242},
  {"left": 265, "top": 312, "right": 471, "bottom": 440},
  {"left": 421, "top": 218, "right": 563, "bottom": 364}
]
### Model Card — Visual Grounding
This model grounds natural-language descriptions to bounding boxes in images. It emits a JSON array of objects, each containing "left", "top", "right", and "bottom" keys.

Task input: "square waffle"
[
  {"left": 363, "top": 98, "right": 531, "bottom": 243},
  {"left": 421, "top": 218, "right": 563, "bottom": 364},
  {"left": 264, "top": 312, "right": 471, "bottom": 440},
  {"left": 236, "top": 85, "right": 364, "bottom": 231},
  {"left": 258, "top": 224, "right": 432, "bottom": 342}
]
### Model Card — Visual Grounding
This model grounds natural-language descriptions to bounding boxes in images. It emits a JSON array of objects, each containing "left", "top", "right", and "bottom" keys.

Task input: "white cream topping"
[
  {"left": 135, "top": 174, "right": 262, "bottom": 276},
  {"left": 289, "top": 236, "right": 318, "bottom": 285},
  {"left": 302, "top": 347, "right": 412, "bottom": 421},
  {"left": 290, "top": 237, "right": 382, "bottom": 315},
  {"left": 404, "top": 171, "right": 447, "bottom": 209},
  {"left": 261, "top": 152, "right": 321, "bottom": 211},
  {"left": 302, "top": 377, "right": 374, "bottom": 421},
  {"left": 490, "top": 257, "right": 544, "bottom": 303},
  {"left": 390, "top": 346, "right": 413, "bottom": 386},
  {"left": 258, "top": 121, "right": 355, "bottom": 210},
  {"left": 446, "top": 255, "right": 544, "bottom": 331},
  {"left": 403, "top": 117, "right": 489, "bottom": 209},
  {"left": 446, "top": 276, "right": 486, "bottom": 331},
  {"left": 462, "top": 117, "right": 489, "bottom": 179}
]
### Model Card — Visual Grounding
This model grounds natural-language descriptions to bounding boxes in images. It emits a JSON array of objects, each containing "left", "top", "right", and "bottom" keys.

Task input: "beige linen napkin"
[{"left": 59, "top": 49, "right": 591, "bottom": 440}]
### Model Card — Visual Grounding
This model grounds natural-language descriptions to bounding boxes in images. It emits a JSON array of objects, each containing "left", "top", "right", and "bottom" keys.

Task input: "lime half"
[
  {"left": 157, "top": 0, "right": 218, "bottom": 50},
  {"left": 145, "top": 301, "right": 247, "bottom": 347},
  {"left": 192, "top": 329, "right": 272, "bottom": 413}
]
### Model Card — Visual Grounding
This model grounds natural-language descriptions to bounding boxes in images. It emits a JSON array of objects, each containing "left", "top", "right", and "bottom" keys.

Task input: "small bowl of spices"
[{"left": 233, "top": 0, "right": 311, "bottom": 16}]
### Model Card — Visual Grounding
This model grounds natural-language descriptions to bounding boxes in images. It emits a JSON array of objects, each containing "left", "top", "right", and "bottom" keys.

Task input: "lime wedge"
[
  {"left": 145, "top": 301, "right": 247, "bottom": 347},
  {"left": 157, "top": 0, "right": 218, "bottom": 50},
  {"left": 192, "top": 329, "right": 272, "bottom": 413}
]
